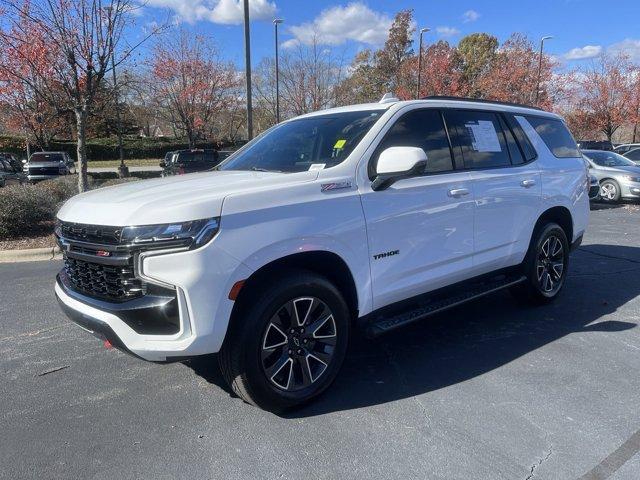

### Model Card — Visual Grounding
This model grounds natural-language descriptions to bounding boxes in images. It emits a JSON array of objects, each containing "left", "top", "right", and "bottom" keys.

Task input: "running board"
[{"left": 366, "top": 275, "right": 527, "bottom": 337}]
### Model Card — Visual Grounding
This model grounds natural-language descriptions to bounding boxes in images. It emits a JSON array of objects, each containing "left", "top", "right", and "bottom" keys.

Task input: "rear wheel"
[
  {"left": 600, "top": 179, "right": 621, "bottom": 202},
  {"left": 219, "top": 269, "right": 350, "bottom": 411},
  {"left": 511, "top": 223, "right": 569, "bottom": 305}
]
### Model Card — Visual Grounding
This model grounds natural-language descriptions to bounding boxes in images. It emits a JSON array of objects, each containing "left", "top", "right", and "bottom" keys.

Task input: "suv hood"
[{"left": 57, "top": 170, "right": 318, "bottom": 226}]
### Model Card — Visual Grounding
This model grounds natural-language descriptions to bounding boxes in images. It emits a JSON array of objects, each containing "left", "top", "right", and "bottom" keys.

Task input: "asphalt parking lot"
[{"left": 2, "top": 204, "right": 640, "bottom": 480}]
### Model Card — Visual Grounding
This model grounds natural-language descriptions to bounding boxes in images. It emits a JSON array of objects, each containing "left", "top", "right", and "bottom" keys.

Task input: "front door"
[{"left": 360, "top": 108, "right": 476, "bottom": 310}]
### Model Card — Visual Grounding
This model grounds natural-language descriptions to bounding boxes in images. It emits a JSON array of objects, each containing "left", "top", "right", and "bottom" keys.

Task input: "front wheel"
[
  {"left": 511, "top": 223, "right": 569, "bottom": 305},
  {"left": 219, "top": 269, "right": 350, "bottom": 411}
]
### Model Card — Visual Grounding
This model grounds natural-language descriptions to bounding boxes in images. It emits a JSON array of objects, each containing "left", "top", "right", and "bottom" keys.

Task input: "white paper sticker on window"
[
  {"left": 309, "top": 163, "right": 326, "bottom": 171},
  {"left": 465, "top": 120, "right": 502, "bottom": 152}
]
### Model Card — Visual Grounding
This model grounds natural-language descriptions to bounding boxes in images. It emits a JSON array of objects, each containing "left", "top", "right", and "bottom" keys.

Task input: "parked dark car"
[
  {"left": 24, "top": 151, "right": 76, "bottom": 182},
  {"left": 160, "top": 149, "right": 224, "bottom": 176},
  {"left": 0, "top": 152, "right": 24, "bottom": 172},
  {"left": 0, "top": 157, "right": 27, "bottom": 187},
  {"left": 623, "top": 148, "right": 640, "bottom": 166},
  {"left": 577, "top": 140, "right": 614, "bottom": 151}
]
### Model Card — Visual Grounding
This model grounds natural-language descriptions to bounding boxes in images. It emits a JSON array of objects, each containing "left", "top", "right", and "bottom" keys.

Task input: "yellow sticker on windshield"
[{"left": 333, "top": 139, "right": 346, "bottom": 149}]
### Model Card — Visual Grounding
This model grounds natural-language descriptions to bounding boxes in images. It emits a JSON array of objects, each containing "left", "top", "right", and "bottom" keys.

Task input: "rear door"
[
  {"left": 360, "top": 108, "right": 476, "bottom": 309},
  {"left": 444, "top": 109, "right": 541, "bottom": 274}
]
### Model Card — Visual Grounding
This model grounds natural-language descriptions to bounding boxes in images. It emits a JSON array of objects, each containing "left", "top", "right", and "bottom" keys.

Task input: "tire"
[
  {"left": 511, "top": 223, "right": 569, "bottom": 305},
  {"left": 600, "top": 179, "right": 621, "bottom": 202},
  {"left": 219, "top": 269, "right": 350, "bottom": 412}
]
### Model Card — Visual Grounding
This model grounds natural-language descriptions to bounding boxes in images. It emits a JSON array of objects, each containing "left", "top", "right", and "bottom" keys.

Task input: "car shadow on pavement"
[{"left": 186, "top": 244, "right": 640, "bottom": 417}]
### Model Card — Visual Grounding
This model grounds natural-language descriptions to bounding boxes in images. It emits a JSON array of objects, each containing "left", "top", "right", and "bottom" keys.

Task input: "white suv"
[{"left": 55, "top": 97, "right": 589, "bottom": 411}]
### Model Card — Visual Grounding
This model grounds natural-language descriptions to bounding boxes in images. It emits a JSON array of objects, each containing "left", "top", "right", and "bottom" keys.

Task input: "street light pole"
[
  {"left": 417, "top": 27, "right": 430, "bottom": 99},
  {"left": 273, "top": 18, "right": 283, "bottom": 123},
  {"left": 535, "top": 35, "right": 553, "bottom": 105},
  {"left": 243, "top": 0, "right": 253, "bottom": 140},
  {"left": 111, "top": 47, "right": 128, "bottom": 177}
]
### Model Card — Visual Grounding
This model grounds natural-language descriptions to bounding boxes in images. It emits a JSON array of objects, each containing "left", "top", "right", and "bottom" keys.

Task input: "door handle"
[
  {"left": 448, "top": 188, "right": 470, "bottom": 198},
  {"left": 521, "top": 179, "right": 536, "bottom": 188}
]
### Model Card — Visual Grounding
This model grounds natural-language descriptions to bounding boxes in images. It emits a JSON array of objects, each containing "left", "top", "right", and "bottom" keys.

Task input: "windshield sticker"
[
  {"left": 465, "top": 120, "right": 502, "bottom": 152},
  {"left": 309, "top": 163, "right": 326, "bottom": 171},
  {"left": 333, "top": 139, "right": 347, "bottom": 149}
]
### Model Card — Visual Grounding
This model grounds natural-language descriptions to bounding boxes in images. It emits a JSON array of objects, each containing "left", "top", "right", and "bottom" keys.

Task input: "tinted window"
[
  {"left": 505, "top": 114, "right": 537, "bottom": 162},
  {"left": 30, "top": 153, "right": 64, "bottom": 162},
  {"left": 526, "top": 116, "right": 580, "bottom": 158},
  {"left": 221, "top": 110, "right": 382, "bottom": 173},
  {"left": 372, "top": 109, "right": 453, "bottom": 176},
  {"left": 583, "top": 150, "right": 636, "bottom": 167},
  {"left": 626, "top": 149, "right": 640, "bottom": 161},
  {"left": 498, "top": 116, "right": 524, "bottom": 165},
  {"left": 445, "top": 110, "right": 510, "bottom": 168}
]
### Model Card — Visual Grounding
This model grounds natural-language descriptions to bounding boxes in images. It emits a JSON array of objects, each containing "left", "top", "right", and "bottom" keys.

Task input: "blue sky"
[{"left": 137, "top": 0, "right": 640, "bottom": 67}]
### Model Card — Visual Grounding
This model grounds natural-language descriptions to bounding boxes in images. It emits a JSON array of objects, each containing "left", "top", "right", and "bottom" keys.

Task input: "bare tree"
[{"left": 0, "top": 0, "right": 160, "bottom": 191}]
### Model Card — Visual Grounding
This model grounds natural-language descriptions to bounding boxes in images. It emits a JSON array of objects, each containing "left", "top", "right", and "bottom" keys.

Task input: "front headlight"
[
  {"left": 622, "top": 175, "right": 640, "bottom": 183},
  {"left": 121, "top": 217, "right": 220, "bottom": 249}
]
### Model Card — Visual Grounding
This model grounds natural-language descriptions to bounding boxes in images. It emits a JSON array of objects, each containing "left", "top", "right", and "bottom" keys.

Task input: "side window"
[
  {"left": 371, "top": 109, "right": 453, "bottom": 177},
  {"left": 524, "top": 115, "right": 580, "bottom": 158},
  {"left": 627, "top": 149, "right": 640, "bottom": 161},
  {"left": 444, "top": 110, "right": 511, "bottom": 169},
  {"left": 504, "top": 114, "right": 537, "bottom": 162},
  {"left": 498, "top": 115, "right": 524, "bottom": 165}
]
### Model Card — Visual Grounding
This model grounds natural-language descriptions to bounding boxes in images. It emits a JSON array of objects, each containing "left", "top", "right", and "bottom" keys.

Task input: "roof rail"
[
  {"left": 379, "top": 93, "right": 400, "bottom": 104},
  {"left": 421, "top": 95, "right": 545, "bottom": 111}
]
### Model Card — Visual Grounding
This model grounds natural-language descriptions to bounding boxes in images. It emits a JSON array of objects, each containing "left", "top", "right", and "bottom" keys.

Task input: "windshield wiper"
[{"left": 250, "top": 167, "right": 283, "bottom": 173}]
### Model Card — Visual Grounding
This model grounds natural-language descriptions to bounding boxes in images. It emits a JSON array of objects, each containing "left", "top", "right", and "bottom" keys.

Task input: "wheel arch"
[
  {"left": 533, "top": 206, "right": 574, "bottom": 244},
  {"left": 229, "top": 250, "right": 360, "bottom": 327}
]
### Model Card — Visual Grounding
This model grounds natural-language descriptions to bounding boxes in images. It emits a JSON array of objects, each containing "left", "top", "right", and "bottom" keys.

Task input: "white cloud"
[
  {"left": 145, "top": 0, "right": 276, "bottom": 25},
  {"left": 564, "top": 45, "right": 603, "bottom": 60},
  {"left": 285, "top": 3, "right": 392, "bottom": 48},
  {"left": 436, "top": 26, "right": 460, "bottom": 38},
  {"left": 462, "top": 10, "right": 480, "bottom": 23},
  {"left": 607, "top": 38, "right": 640, "bottom": 63}
]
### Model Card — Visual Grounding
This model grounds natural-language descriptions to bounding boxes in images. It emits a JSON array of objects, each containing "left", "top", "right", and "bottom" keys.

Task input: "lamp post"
[
  {"left": 111, "top": 46, "right": 128, "bottom": 177},
  {"left": 535, "top": 35, "right": 553, "bottom": 105},
  {"left": 273, "top": 18, "right": 283, "bottom": 123},
  {"left": 417, "top": 27, "right": 430, "bottom": 99},
  {"left": 243, "top": 0, "right": 253, "bottom": 140}
]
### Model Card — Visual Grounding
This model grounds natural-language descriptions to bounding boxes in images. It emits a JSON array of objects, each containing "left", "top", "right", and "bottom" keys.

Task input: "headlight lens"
[
  {"left": 622, "top": 175, "right": 640, "bottom": 183},
  {"left": 121, "top": 217, "right": 220, "bottom": 249}
]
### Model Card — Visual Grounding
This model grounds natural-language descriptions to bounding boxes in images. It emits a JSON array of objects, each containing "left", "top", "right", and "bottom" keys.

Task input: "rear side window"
[
  {"left": 504, "top": 114, "right": 537, "bottom": 162},
  {"left": 626, "top": 149, "right": 640, "bottom": 161},
  {"left": 444, "top": 110, "right": 511, "bottom": 169},
  {"left": 371, "top": 109, "right": 454, "bottom": 177},
  {"left": 525, "top": 116, "right": 579, "bottom": 158}
]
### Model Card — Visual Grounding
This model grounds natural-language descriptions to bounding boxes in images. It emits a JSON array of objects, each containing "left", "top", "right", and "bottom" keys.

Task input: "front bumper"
[
  {"left": 621, "top": 182, "right": 640, "bottom": 198},
  {"left": 28, "top": 174, "right": 62, "bottom": 182},
  {"left": 54, "top": 227, "right": 254, "bottom": 361}
]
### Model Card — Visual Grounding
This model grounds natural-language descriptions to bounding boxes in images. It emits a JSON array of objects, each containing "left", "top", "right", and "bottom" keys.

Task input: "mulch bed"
[{"left": 0, "top": 222, "right": 56, "bottom": 251}]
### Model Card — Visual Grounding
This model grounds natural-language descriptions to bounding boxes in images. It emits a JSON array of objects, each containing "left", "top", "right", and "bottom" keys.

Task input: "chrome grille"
[{"left": 63, "top": 254, "right": 145, "bottom": 302}]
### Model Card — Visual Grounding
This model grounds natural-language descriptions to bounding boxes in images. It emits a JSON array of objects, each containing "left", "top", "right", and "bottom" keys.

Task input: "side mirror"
[
  {"left": 372, "top": 147, "right": 428, "bottom": 191},
  {"left": 159, "top": 161, "right": 166, "bottom": 168}
]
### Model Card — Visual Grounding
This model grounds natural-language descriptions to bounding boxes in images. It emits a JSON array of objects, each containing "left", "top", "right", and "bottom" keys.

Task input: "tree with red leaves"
[
  {"left": 0, "top": 0, "right": 158, "bottom": 191},
  {"left": 568, "top": 54, "right": 636, "bottom": 141},
  {"left": 150, "top": 31, "right": 240, "bottom": 148}
]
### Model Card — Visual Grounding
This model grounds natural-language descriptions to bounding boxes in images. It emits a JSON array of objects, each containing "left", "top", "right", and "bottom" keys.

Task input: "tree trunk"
[
  {"left": 75, "top": 107, "right": 89, "bottom": 192},
  {"left": 633, "top": 122, "right": 638, "bottom": 143}
]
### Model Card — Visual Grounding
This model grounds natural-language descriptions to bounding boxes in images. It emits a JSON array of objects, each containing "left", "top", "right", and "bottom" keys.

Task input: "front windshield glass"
[
  {"left": 220, "top": 110, "right": 383, "bottom": 173},
  {"left": 584, "top": 150, "right": 636, "bottom": 167}
]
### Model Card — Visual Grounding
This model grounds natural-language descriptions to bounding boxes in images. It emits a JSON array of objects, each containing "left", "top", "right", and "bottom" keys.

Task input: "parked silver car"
[{"left": 582, "top": 149, "right": 640, "bottom": 202}]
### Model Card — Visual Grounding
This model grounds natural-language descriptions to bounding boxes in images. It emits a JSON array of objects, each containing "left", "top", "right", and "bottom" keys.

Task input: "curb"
[{"left": 0, "top": 246, "right": 62, "bottom": 264}]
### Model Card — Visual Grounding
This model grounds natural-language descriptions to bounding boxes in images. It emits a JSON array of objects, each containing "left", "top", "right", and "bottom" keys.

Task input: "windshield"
[
  {"left": 220, "top": 110, "right": 383, "bottom": 173},
  {"left": 584, "top": 150, "right": 636, "bottom": 167},
  {"left": 30, "top": 153, "right": 63, "bottom": 163}
]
